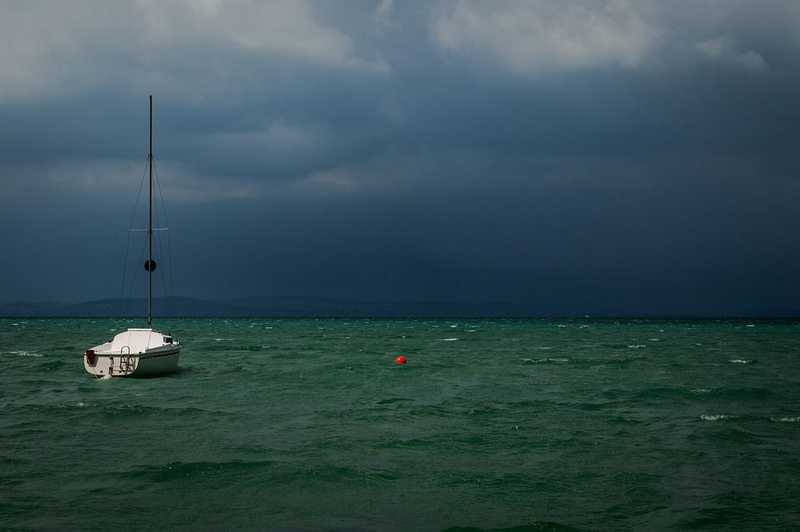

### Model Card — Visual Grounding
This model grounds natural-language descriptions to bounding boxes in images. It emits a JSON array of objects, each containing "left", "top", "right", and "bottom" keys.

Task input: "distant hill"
[
  {"left": 0, "top": 296, "right": 531, "bottom": 318},
  {"left": 0, "top": 297, "right": 233, "bottom": 318}
]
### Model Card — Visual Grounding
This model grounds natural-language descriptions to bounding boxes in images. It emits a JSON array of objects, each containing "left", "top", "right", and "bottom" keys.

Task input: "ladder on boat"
[{"left": 110, "top": 347, "right": 137, "bottom": 376}]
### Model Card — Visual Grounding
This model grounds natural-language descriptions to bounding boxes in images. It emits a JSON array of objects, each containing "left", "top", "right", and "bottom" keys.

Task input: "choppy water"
[{"left": 2, "top": 318, "right": 800, "bottom": 531}]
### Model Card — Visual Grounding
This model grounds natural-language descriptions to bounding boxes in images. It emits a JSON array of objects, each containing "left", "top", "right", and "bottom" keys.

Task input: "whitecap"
[
  {"left": 690, "top": 388, "right": 712, "bottom": 394},
  {"left": 556, "top": 324, "right": 567, "bottom": 328},
  {"left": 449, "top": 324, "right": 458, "bottom": 328},
  {"left": 746, "top": 324, "right": 756, "bottom": 328},
  {"left": 440, "top": 338, "right": 459, "bottom": 342},
  {"left": 536, "top": 346, "right": 554, "bottom": 350},
  {"left": 700, "top": 414, "right": 735, "bottom": 421},
  {"left": 648, "top": 338, "right": 660, "bottom": 342},
  {"left": 729, "top": 359, "right": 751, "bottom": 364},
  {"left": 771, "top": 416, "right": 800, "bottom": 423},
  {"left": 628, "top": 344, "right": 646, "bottom": 349},
  {"left": 467, "top": 329, "right": 478, "bottom": 333},
  {"left": 8, "top": 350, "right": 43, "bottom": 358}
]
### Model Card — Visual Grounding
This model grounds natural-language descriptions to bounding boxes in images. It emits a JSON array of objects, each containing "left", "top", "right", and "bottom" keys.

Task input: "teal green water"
[{"left": 2, "top": 318, "right": 800, "bottom": 531}]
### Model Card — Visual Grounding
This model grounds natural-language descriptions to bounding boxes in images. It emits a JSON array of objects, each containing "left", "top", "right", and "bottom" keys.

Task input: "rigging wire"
[
  {"left": 153, "top": 144, "right": 177, "bottom": 317},
  {"left": 150, "top": 102, "right": 176, "bottom": 323},
  {"left": 153, "top": 162, "right": 169, "bottom": 318},
  {"left": 122, "top": 109, "right": 152, "bottom": 320},
  {"left": 132, "top": 229, "right": 149, "bottom": 320},
  {"left": 120, "top": 158, "right": 149, "bottom": 317}
]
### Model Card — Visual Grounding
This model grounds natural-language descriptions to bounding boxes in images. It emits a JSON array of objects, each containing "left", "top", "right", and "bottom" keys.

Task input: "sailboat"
[{"left": 83, "top": 95, "right": 182, "bottom": 377}]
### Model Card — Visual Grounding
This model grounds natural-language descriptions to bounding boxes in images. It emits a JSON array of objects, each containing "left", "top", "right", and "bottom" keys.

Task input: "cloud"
[
  {"left": 299, "top": 167, "right": 360, "bottom": 193},
  {"left": 375, "top": 0, "right": 396, "bottom": 33},
  {"left": 210, "top": 121, "right": 323, "bottom": 155},
  {"left": 0, "top": 0, "right": 386, "bottom": 102},
  {"left": 431, "top": 0, "right": 656, "bottom": 74},
  {"left": 696, "top": 36, "right": 768, "bottom": 72}
]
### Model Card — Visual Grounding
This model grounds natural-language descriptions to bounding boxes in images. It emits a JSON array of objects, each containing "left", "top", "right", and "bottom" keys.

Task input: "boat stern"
[{"left": 83, "top": 349, "right": 139, "bottom": 378}]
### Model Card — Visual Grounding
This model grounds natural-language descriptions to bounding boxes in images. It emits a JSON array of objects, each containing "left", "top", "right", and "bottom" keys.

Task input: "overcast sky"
[{"left": 1, "top": 0, "right": 799, "bottom": 314}]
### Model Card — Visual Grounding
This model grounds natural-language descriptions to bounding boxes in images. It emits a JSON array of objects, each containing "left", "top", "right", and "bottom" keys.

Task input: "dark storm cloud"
[{"left": 1, "top": 0, "right": 799, "bottom": 314}]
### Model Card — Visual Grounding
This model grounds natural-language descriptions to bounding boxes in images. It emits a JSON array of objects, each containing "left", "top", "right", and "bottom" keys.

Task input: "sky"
[{"left": 1, "top": 0, "right": 799, "bottom": 315}]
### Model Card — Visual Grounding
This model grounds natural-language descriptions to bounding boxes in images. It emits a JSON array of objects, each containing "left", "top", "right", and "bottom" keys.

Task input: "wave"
[
  {"left": 124, "top": 459, "right": 399, "bottom": 485},
  {"left": 700, "top": 414, "right": 737, "bottom": 421},
  {"left": 403, "top": 398, "right": 556, "bottom": 420},
  {"left": 201, "top": 343, "right": 273, "bottom": 352},
  {"left": 119, "top": 459, "right": 274, "bottom": 483},
  {"left": 599, "top": 343, "right": 645, "bottom": 350},
  {"left": 3, "top": 350, "right": 43, "bottom": 357},
  {"left": 522, "top": 357, "right": 569, "bottom": 364},
  {"left": 605, "top": 385, "right": 780, "bottom": 403},
  {"left": 770, "top": 416, "right": 800, "bottom": 423},
  {"left": 710, "top": 386, "right": 776, "bottom": 400},
  {"left": 443, "top": 522, "right": 585, "bottom": 532},
  {"left": 376, "top": 397, "right": 414, "bottom": 405},
  {"left": 6, "top": 402, "right": 239, "bottom": 420},
  {"left": 521, "top": 356, "right": 646, "bottom": 368}
]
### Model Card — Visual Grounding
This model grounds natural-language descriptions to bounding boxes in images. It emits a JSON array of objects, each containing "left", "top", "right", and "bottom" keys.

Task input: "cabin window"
[{"left": 164, "top": 336, "right": 173, "bottom": 344}]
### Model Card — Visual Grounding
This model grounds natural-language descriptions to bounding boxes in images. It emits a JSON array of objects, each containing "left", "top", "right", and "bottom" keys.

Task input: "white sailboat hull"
[
  {"left": 133, "top": 349, "right": 181, "bottom": 376},
  {"left": 84, "top": 328, "right": 181, "bottom": 378}
]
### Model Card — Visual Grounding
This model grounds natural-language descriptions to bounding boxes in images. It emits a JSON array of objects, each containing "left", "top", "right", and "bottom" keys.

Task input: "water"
[{"left": 2, "top": 318, "right": 800, "bottom": 531}]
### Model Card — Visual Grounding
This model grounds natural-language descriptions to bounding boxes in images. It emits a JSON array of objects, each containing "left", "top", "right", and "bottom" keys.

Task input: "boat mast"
[{"left": 147, "top": 95, "right": 153, "bottom": 326}]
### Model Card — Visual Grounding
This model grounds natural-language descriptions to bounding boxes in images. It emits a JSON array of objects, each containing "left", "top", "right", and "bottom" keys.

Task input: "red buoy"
[{"left": 395, "top": 355, "right": 407, "bottom": 365}]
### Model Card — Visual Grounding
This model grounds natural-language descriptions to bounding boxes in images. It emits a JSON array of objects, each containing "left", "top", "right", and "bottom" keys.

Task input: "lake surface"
[{"left": 2, "top": 318, "right": 799, "bottom": 531}]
